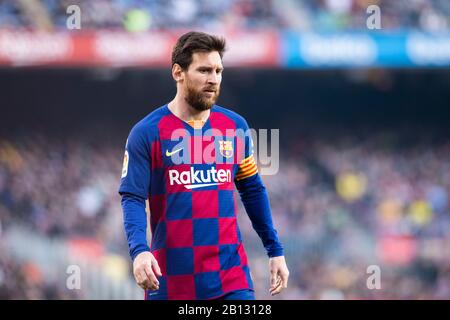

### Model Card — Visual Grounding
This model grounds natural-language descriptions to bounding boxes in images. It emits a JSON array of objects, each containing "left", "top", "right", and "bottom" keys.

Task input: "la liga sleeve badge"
[{"left": 121, "top": 150, "right": 129, "bottom": 178}]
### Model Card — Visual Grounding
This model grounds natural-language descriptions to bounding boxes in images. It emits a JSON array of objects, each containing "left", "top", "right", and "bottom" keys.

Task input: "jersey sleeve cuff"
[
  {"left": 131, "top": 245, "right": 151, "bottom": 261},
  {"left": 267, "top": 247, "right": 284, "bottom": 258}
]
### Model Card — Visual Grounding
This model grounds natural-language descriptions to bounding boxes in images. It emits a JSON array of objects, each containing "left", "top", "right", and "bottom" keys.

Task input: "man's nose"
[{"left": 208, "top": 72, "right": 219, "bottom": 85}]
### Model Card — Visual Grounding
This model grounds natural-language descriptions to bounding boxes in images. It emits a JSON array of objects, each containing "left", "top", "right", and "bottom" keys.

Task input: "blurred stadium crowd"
[
  {"left": 0, "top": 244, "right": 81, "bottom": 299},
  {"left": 1, "top": 126, "right": 450, "bottom": 299},
  {"left": 0, "top": 0, "right": 449, "bottom": 32},
  {"left": 262, "top": 128, "right": 450, "bottom": 299}
]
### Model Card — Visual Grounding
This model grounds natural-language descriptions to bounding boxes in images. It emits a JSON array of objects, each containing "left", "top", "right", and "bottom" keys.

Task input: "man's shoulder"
[
  {"left": 135, "top": 104, "right": 169, "bottom": 128},
  {"left": 130, "top": 104, "right": 169, "bottom": 137},
  {"left": 212, "top": 105, "right": 249, "bottom": 128}
]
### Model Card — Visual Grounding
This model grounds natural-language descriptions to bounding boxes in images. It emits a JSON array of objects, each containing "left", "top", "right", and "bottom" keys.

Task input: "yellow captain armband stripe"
[
  {"left": 240, "top": 155, "right": 254, "bottom": 165},
  {"left": 239, "top": 159, "right": 256, "bottom": 171},
  {"left": 235, "top": 167, "right": 258, "bottom": 181},
  {"left": 235, "top": 155, "right": 258, "bottom": 181}
]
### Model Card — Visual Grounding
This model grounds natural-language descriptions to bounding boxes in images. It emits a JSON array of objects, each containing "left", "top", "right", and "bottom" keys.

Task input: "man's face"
[{"left": 182, "top": 51, "right": 223, "bottom": 111}]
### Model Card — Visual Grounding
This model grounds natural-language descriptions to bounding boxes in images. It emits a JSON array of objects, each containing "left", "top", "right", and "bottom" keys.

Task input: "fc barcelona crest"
[{"left": 219, "top": 140, "right": 234, "bottom": 158}]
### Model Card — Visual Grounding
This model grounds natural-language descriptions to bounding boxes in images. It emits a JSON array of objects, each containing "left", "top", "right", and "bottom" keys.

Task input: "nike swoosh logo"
[{"left": 166, "top": 148, "right": 183, "bottom": 157}]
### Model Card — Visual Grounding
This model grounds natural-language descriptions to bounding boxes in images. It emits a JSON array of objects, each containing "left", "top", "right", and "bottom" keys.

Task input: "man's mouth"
[{"left": 203, "top": 90, "right": 216, "bottom": 98}]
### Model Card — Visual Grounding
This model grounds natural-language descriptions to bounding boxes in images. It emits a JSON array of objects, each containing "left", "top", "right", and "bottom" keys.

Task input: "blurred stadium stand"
[
  {"left": 1, "top": 0, "right": 450, "bottom": 300},
  {"left": 1, "top": 0, "right": 450, "bottom": 32}
]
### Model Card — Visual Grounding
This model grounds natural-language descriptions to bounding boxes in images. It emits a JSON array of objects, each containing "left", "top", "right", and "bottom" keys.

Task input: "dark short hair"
[{"left": 171, "top": 31, "right": 226, "bottom": 70}]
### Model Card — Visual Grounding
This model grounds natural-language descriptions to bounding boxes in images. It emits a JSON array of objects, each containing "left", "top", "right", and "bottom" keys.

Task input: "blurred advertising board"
[
  {"left": 1, "top": 30, "right": 449, "bottom": 68},
  {"left": 0, "top": 30, "right": 279, "bottom": 67},
  {"left": 282, "top": 31, "right": 450, "bottom": 68}
]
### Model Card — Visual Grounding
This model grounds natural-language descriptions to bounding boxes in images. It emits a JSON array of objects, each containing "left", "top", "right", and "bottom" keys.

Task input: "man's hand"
[
  {"left": 133, "top": 251, "right": 162, "bottom": 291},
  {"left": 269, "top": 255, "right": 289, "bottom": 296}
]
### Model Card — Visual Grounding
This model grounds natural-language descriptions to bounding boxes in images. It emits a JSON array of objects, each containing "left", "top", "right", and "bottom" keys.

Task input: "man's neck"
[{"left": 168, "top": 93, "right": 211, "bottom": 122}]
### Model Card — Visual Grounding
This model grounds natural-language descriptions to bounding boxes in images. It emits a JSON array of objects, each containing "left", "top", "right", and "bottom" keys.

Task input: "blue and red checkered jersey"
[{"left": 119, "top": 104, "right": 283, "bottom": 300}]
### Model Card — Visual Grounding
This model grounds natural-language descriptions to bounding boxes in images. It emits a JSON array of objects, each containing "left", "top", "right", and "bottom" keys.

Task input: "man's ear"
[{"left": 172, "top": 63, "right": 184, "bottom": 82}]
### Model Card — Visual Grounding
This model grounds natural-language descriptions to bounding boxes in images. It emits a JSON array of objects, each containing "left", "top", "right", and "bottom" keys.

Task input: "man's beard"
[{"left": 184, "top": 79, "right": 220, "bottom": 111}]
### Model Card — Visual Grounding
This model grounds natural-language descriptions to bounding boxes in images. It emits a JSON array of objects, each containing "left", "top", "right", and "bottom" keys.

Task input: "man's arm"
[
  {"left": 121, "top": 192, "right": 161, "bottom": 291},
  {"left": 233, "top": 116, "right": 289, "bottom": 295},
  {"left": 118, "top": 123, "right": 161, "bottom": 291},
  {"left": 121, "top": 193, "right": 150, "bottom": 260},
  {"left": 235, "top": 172, "right": 283, "bottom": 257}
]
